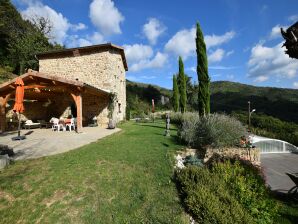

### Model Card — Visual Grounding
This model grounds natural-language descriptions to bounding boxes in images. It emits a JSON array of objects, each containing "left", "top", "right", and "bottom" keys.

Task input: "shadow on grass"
[
  {"left": 136, "top": 123, "right": 176, "bottom": 131},
  {"left": 271, "top": 190, "right": 298, "bottom": 223}
]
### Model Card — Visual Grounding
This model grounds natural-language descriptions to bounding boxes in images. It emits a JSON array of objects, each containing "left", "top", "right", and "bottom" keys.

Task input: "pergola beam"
[
  {"left": 70, "top": 92, "right": 83, "bottom": 133},
  {"left": 0, "top": 94, "right": 11, "bottom": 133}
]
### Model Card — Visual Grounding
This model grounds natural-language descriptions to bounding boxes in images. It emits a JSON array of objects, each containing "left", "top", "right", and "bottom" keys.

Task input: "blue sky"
[{"left": 12, "top": 0, "right": 298, "bottom": 89}]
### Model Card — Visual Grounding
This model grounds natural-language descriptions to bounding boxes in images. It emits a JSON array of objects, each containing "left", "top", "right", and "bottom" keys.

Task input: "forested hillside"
[
  {"left": 0, "top": 0, "right": 62, "bottom": 81},
  {"left": 210, "top": 81, "right": 298, "bottom": 123}
]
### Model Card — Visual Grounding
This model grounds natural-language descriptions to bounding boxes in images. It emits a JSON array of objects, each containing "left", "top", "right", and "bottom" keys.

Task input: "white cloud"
[
  {"left": 208, "top": 49, "right": 225, "bottom": 63},
  {"left": 88, "top": 32, "right": 105, "bottom": 44},
  {"left": 270, "top": 25, "right": 281, "bottom": 39},
  {"left": 248, "top": 42, "right": 298, "bottom": 80},
  {"left": 164, "top": 27, "right": 196, "bottom": 59},
  {"left": 226, "top": 74, "right": 235, "bottom": 80},
  {"left": 165, "top": 27, "right": 235, "bottom": 59},
  {"left": 288, "top": 15, "right": 298, "bottom": 22},
  {"left": 209, "top": 66, "right": 237, "bottom": 70},
  {"left": 226, "top": 50, "right": 234, "bottom": 56},
  {"left": 89, "top": 0, "right": 124, "bottom": 35},
  {"left": 254, "top": 76, "right": 269, "bottom": 83},
  {"left": 67, "top": 32, "right": 104, "bottom": 48},
  {"left": 130, "top": 52, "right": 168, "bottom": 72},
  {"left": 293, "top": 82, "right": 298, "bottom": 89},
  {"left": 126, "top": 75, "right": 156, "bottom": 81},
  {"left": 123, "top": 44, "right": 153, "bottom": 64},
  {"left": 21, "top": 1, "right": 70, "bottom": 44},
  {"left": 126, "top": 75, "right": 138, "bottom": 81},
  {"left": 140, "top": 75, "right": 156, "bottom": 79},
  {"left": 187, "top": 67, "right": 196, "bottom": 72},
  {"left": 270, "top": 24, "right": 288, "bottom": 39},
  {"left": 205, "top": 31, "right": 235, "bottom": 49},
  {"left": 142, "top": 18, "right": 166, "bottom": 45},
  {"left": 71, "top": 23, "right": 87, "bottom": 31},
  {"left": 20, "top": 0, "right": 87, "bottom": 45}
]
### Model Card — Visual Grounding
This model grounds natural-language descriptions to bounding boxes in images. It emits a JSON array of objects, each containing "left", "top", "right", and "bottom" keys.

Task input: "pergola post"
[
  {"left": 71, "top": 92, "right": 83, "bottom": 133},
  {"left": 0, "top": 94, "right": 11, "bottom": 133}
]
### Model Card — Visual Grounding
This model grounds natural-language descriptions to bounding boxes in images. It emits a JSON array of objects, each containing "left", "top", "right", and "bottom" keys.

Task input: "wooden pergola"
[{"left": 0, "top": 70, "right": 110, "bottom": 133}]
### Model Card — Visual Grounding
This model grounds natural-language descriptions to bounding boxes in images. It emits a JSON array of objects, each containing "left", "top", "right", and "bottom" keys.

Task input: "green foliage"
[
  {"left": 108, "top": 93, "right": 117, "bottom": 119},
  {"left": 0, "top": 65, "right": 17, "bottom": 83},
  {"left": 232, "top": 111, "right": 298, "bottom": 146},
  {"left": 176, "top": 161, "right": 278, "bottom": 223},
  {"left": 172, "top": 74, "right": 179, "bottom": 112},
  {"left": 0, "top": 122, "right": 189, "bottom": 223},
  {"left": 180, "top": 113, "right": 247, "bottom": 149},
  {"left": 211, "top": 81, "right": 298, "bottom": 123},
  {"left": 183, "top": 155, "right": 203, "bottom": 167},
  {"left": 211, "top": 160, "right": 279, "bottom": 223},
  {"left": 126, "top": 107, "right": 131, "bottom": 120},
  {"left": 177, "top": 113, "right": 200, "bottom": 146},
  {"left": 169, "top": 112, "right": 199, "bottom": 127},
  {"left": 126, "top": 80, "right": 171, "bottom": 117},
  {"left": 0, "top": 0, "right": 63, "bottom": 74},
  {"left": 176, "top": 166, "right": 254, "bottom": 223},
  {"left": 196, "top": 21, "right": 210, "bottom": 116},
  {"left": 177, "top": 56, "right": 187, "bottom": 113}
]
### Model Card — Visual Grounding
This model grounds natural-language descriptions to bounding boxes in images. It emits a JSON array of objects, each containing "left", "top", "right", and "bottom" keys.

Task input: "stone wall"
[
  {"left": 204, "top": 147, "right": 260, "bottom": 166},
  {"left": 38, "top": 48, "right": 126, "bottom": 125}
]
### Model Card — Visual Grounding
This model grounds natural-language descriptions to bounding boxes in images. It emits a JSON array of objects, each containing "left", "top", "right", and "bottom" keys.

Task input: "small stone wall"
[{"left": 204, "top": 147, "right": 260, "bottom": 165}]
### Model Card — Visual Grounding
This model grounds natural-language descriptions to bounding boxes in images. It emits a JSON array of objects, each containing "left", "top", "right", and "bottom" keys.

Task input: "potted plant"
[{"left": 108, "top": 93, "right": 117, "bottom": 129}]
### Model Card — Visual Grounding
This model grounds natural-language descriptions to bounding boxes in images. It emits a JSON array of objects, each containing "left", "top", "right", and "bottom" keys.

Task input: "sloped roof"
[
  {"left": 0, "top": 70, "right": 110, "bottom": 96},
  {"left": 36, "top": 43, "right": 128, "bottom": 71}
]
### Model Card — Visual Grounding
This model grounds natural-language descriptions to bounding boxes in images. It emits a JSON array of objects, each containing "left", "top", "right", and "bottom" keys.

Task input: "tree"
[
  {"left": 196, "top": 21, "right": 210, "bottom": 116},
  {"left": 177, "top": 56, "right": 187, "bottom": 113},
  {"left": 0, "top": 0, "right": 63, "bottom": 75},
  {"left": 281, "top": 22, "right": 298, "bottom": 59},
  {"left": 172, "top": 74, "right": 179, "bottom": 112}
]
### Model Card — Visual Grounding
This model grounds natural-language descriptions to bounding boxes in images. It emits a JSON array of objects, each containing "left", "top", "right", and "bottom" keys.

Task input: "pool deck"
[
  {"left": 261, "top": 153, "right": 298, "bottom": 193},
  {"left": 0, "top": 127, "right": 120, "bottom": 160}
]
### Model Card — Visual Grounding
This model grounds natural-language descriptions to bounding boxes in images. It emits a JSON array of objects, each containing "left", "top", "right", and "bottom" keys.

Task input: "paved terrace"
[
  {"left": 261, "top": 153, "right": 298, "bottom": 193},
  {"left": 0, "top": 127, "right": 120, "bottom": 160}
]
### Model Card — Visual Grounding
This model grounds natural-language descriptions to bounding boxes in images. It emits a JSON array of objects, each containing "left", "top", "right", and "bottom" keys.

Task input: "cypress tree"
[
  {"left": 196, "top": 22, "right": 210, "bottom": 116},
  {"left": 172, "top": 74, "right": 179, "bottom": 112},
  {"left": 178, "top": 56, "right": 187, "bottom": 113}
]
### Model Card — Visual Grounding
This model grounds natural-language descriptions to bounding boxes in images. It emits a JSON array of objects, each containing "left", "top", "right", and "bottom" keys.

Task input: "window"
[{"left": 118, "top": 103, "right": 121, "bottom": 113}]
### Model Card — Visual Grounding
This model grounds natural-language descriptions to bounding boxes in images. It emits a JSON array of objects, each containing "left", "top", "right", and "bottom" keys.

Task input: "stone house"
[{"left": 0, "top": 43, "right": 128, "bottom": 133}]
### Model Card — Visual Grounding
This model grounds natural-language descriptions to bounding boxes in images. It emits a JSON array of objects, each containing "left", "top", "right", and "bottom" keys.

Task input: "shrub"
[
  {"left": 176, "top": 160, "right": 278, "bottom": 223},
  {"left": 180, "top": 113, "right": 247, "bottom": 149},
  {"left": 183, "top": 155, "right": 203, "bottom": 167},
  {"left": 169, "top": 112, "right": 199, "bottom": 127},
  {"left": 211, "top": 160, "right": 279, "bottom": 223},
  {"left": 176, "top": 166, "right": 254, "bottom": 223},
  {"left": 178, "top": 113, "right": 200, "bottom": 146}
]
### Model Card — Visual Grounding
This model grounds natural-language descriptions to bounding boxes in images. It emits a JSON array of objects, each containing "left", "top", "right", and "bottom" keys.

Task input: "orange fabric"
[
  {"left": 13, "top": 78, "right": 25, "bottom": 113},
  {"left": 65, "top": 119, "right": 71, "bottom": 124}
]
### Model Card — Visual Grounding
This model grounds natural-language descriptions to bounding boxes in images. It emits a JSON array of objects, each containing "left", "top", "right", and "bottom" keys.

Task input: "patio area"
[{"left": 0, "top": 127, "right": 120, "bottom": 160}]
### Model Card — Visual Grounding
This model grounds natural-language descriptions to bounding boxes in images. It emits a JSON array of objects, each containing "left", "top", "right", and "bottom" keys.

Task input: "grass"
[
  {"left": 0, "top": 121, "right": 188, "bottom": 223},
  {"left": 274, "top": 194, "right": 298, "bottom": 224}
]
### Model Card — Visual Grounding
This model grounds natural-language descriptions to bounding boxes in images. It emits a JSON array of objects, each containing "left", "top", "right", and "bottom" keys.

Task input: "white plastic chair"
[
  {"left": 66, "top": 118, "right": 76, "bottom": 131},
  {"left": 50, "top": 117, "right": 62, "bottom": 132}
]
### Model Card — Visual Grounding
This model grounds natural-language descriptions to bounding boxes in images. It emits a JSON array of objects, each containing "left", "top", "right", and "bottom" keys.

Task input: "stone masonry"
[{"left": 37, "top": 45, "right": 127, "bottom": 126}]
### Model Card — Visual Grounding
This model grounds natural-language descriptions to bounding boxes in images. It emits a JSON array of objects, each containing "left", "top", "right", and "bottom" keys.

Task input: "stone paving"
[
  {"left": 0, "top": 127, "right": 120, "bottom": 160},
  {"left": 261, "top": 153, "right": 298, "bottom": 193}
]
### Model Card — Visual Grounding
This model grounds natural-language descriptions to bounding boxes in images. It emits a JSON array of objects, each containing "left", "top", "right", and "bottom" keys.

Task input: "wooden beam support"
[
  {"left": 0, "top": 93, "right": 11, "bottom": 133},
  {"left": 70, "top": 92, "right": 83, "bottom": 133},
  {"left": 9, "top": 85, "right": 15, "bottom": 89}
]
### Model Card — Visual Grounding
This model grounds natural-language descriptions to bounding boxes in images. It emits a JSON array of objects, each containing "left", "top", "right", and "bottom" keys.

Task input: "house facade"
[{"left": 0, "top": 43, "right": 128, "bottom": 132}]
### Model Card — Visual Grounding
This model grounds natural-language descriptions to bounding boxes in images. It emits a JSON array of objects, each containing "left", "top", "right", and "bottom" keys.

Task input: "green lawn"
[{"left": 0, "top": 121, "right": 188, "bottom": 223}]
